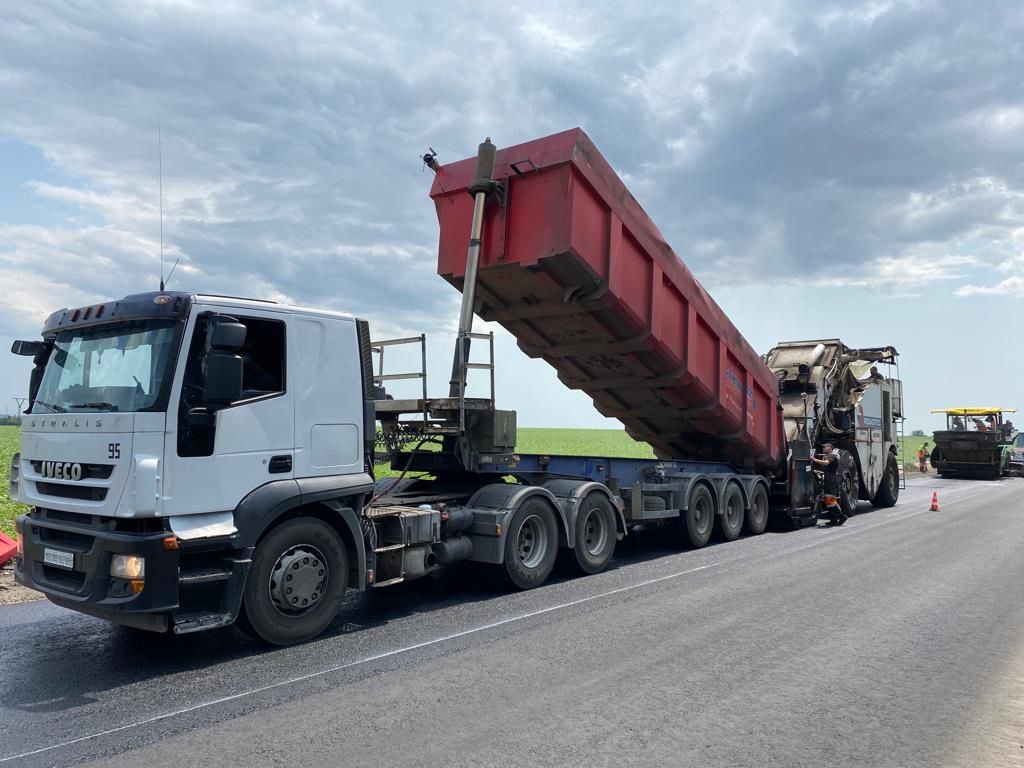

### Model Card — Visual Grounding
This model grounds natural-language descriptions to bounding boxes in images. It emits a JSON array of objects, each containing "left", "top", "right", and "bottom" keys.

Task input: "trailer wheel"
[
  {"left": 680, "top": 484, "right": 715, "bottom": 548},
  {"left": 503, "top": 497, "right": 558, "bottom": 589},
  {"left": 240, "top": 518, "right": 348, "bottom": 646},
  {"left": 870, "top": 455, "right": 900, "bottom": 508},
  {"left": 571, "top": 493, "right": 617, "bottom": 575},
  {"left": 745, "top": 484, "right": 770, "bottom": 535},
  {"left": 716, "top": 484, "right": 744, "bottom": 541}
]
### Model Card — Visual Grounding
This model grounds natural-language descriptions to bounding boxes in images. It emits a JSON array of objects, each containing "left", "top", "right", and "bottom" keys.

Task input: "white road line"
[{"left": 0, "top": 563, "right": 718, "bottom": 764}]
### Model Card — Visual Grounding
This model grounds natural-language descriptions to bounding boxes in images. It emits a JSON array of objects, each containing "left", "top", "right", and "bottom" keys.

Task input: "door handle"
[{"left": 268, "top": 455, "right": 292, "bottom": 474}]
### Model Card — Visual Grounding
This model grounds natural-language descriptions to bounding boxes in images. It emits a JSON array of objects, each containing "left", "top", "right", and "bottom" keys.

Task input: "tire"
[
  {"left": 871, "top": 454, "right": 900, "bottom": 508},
  {"left": 571, "top": 493, "right": 617, "bottom": 575},
  {"left": 503, "top": 497, "right": 559, "bottom": 589},
  {"left": 680, "top": 484, "right": 715, "bottom": 549},
  {"left": 830, "top": 450, "right": 859, "bottom": 517},
  {"left": 840, "top": 461, "right": 859, "bottom": 518},
  {"left": 745, "top": 483, "right": 770, "bottom": 535},
  {"left": 716, "top": 484, "right": 744, "bottom": 542},
  {"left": 240, "top": 518, "right": 348, "bottom": 646}
]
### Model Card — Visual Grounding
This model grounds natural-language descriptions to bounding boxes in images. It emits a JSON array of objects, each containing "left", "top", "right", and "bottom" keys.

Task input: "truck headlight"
[
  {"left": 9, "top": 451, "right": 19, "bottom": 498},
  {"left": 110, "top": 554, "right": 146, "bottom": 579}
]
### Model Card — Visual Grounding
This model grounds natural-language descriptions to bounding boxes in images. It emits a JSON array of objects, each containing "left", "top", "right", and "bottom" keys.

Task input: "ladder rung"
[
  {"left": 375, "top": 373, "right": 425, "bottom": 381},
  {"left": 372, "top": 577, "right": 405, "bottom": 588},
  {"left": 465, "top": 363, "right": 493, "bottom": 370},
  {"left": 373, "top": 336, "right": 424, "bottom": 348},
  {"left": 373, "top": 543, "right": 405, "bottom": 553}
]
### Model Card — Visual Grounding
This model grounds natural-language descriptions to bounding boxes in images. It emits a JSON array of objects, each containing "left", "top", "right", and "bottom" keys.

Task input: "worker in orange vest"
[{"left": 916, "top": 443, "right": 929, "bottom": 473}]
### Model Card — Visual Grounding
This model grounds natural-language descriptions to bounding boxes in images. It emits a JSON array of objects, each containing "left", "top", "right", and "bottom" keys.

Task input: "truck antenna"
[
  {"left": 158, "top": 114, "right": 165, "bottom": 292},
  {"left": 164, "top": 257, "right": 180, "bottom": 289}
]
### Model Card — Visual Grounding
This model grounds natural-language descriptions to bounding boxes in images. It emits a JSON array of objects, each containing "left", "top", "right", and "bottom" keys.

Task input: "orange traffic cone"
[{"left": 930, "top": 492, "right": 939, "bottom": 512}]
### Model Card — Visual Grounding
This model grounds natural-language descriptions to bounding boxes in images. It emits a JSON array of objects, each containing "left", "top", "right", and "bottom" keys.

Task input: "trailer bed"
[{"left": 431, "top": 128, "right": 785, "bottom": 471}]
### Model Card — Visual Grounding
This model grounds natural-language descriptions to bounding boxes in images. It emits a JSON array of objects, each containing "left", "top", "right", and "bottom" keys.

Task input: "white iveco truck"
[{"left": 9, "top": 130, "right": 904, "bottom": 646}]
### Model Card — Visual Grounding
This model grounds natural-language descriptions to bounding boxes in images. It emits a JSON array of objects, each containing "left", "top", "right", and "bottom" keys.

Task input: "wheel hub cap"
[
  {"left": 517, "top": 515, "right": 548, "bottom": 568},
  {"left": 269, "top": 545, "right": 328, "bottom": 616},
  {"left": 582, "top": 509, "right": 608, "bottom": 556}
]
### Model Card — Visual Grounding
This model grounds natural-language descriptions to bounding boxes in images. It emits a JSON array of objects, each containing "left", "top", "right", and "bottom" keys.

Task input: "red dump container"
[{"left": 430, "top": 128, "right": 785, "bottom": 470}]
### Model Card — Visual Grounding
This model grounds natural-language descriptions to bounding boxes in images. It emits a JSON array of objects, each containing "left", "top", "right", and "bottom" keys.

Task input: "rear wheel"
[
  {"left": 241, "top": 518, "right": 348, "bottom": 646},
  {"left": 871, "top": 454, "right": 900, "bottom": 508},
  {"left": 571, "top": 493, "right": 617, "bottom": 575},
  {"left": 680, "top": 484, "right": 715, "bottom": 548},
  {"left": 503, "top": 498, "right": 558, "bottom": 589},
  {"left": 716, "top": 484, "right": 744, "bottom": 541},
  {"left": 745, "top": 484, "right": 770, "bottom": 535}
]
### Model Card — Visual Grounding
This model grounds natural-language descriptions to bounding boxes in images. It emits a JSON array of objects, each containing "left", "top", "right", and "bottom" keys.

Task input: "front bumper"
[{"left": 14, "top": 508, "right": 180, "bottom": 618}]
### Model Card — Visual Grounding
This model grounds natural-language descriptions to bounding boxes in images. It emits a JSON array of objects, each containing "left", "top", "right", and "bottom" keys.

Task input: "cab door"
[{"left": 163, "top": 307, "right": 294, "bottom": 517}]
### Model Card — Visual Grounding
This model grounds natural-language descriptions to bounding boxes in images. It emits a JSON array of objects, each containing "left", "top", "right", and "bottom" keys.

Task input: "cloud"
[
  {"left": 1, "top": 0, "right": 1023, "bottom": 339},
  {"left": 956, "top": 275, "right": 1024, "bottom": 297}
]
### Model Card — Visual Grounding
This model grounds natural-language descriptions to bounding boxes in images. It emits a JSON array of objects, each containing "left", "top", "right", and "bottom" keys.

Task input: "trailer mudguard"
[
  {"left": 464, "top": 483, "right": 566, "bottom": 563},
  {"left": 542, "top": 479, "right": 627, "bottom": 544}
]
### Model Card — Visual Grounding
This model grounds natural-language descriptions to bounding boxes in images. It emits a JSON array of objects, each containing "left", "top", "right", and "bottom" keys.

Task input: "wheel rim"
[
  {"left": 516, "top": 514, "right": 549, "bottom": 569},
  {"left": 268, "top": 544, "right": 329, "bottom": 617},
  {"left": 581, "top": 506, "right": 609, "bottom": 557},
  {"left": 753, "top": 491, "right": 768, "bottom": 525},
  {"left": 693, "top": 496, "right": 712, "bottom": 534},
  {"left": 726, "top": 494, "right": 743, "bottom": 530},
  {"left": 887, "top": 464, "right": 897, "bottom": 495}
]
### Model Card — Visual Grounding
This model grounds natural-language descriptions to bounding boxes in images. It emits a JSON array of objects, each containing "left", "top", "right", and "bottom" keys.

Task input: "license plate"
[{"left": 43, "top": 548, "right": 74, "bottom": 570}]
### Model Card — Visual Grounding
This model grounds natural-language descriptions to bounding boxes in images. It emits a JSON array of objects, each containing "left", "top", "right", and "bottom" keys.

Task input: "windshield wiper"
[
  {"left": 32, "top": 400, "right": 66, "bottom": 413},
  {"left": 71, "top": 402, "right": 119, "bottom": 411}
]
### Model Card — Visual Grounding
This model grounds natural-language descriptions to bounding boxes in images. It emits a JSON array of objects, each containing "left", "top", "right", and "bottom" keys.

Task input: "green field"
[
  {"left": 1, "top": 426, "right": 26, "bottom": 537},
  {"left": 0, "top": 424, "right": 935, "bottom": 537},
  {"left": 898, "top": 434, "right": 936, "bottom": 467}
]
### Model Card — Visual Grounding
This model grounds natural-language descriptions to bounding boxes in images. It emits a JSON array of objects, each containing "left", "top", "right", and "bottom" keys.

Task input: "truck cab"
[{"left": 11, "top": 291, "right": 376, "bottom": 642}]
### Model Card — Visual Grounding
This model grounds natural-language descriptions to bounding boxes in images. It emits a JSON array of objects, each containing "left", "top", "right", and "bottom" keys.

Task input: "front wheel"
[
  {"left": 240, "top": 518, "right": 348, "bottom": 646},
  {"left": 840, "top": 461, "right": 859, "bottom": 518},
  {"left": 871, "top": 455, "right": 900, "bottom": 508}
]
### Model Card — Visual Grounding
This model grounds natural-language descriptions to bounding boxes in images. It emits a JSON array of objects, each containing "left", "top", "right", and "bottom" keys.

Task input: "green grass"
[
  {"left": 898, "top": 434, "right": 936, "bottom": 467},
  {"left": 1, "top": 426, "right": 27, "bottom": 537},
  {"left": 513, "top": 428, "right": 656, "bottom": 458},
  {"left": 374, "top": 427, "right": 656, "bottom": 477}
]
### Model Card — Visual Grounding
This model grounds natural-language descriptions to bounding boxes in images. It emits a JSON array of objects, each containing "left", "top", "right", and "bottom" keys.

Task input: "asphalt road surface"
[{"left": 2, "top": 475, "right": 1023, "bottom": 768}]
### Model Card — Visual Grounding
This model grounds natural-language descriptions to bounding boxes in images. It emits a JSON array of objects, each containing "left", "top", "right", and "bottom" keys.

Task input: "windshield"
[{"left": 32, "top": 320, "right": 180, "bottom": 414}]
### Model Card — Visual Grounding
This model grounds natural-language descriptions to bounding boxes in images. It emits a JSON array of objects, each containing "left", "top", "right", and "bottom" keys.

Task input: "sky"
[{"left": 0, "top": 0, "right": 1022, "bottom": 433}]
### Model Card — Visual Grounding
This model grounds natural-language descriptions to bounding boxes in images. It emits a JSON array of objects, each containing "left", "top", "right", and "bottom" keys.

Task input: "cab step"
[{"left": 172, "top": 612, "right": 234, "bottom": 634}]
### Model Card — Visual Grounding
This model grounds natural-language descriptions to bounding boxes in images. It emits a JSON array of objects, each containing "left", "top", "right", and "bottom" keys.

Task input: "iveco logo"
[{"left": 40, "top": 461, "right": 83, "bottom": 481}]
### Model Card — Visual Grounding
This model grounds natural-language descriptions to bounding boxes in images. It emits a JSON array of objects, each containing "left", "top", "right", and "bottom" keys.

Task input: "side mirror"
[
  {"left": 210, "top": 322, "right": 246, "bottom": 351},
  {"left": 205, "top": 350, "right": 243, "bottom": 405},
  {"left": 11, "top": 340, "right": 43, "bottom": 356}
]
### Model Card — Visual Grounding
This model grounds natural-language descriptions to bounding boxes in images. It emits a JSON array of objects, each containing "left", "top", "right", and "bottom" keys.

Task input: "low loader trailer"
[{"left": 12, "top": 129, "right": 903, "bottom": 645}]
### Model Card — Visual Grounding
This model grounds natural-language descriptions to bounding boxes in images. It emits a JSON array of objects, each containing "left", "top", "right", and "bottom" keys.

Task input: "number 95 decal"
[{"left": 108, "top": 443, "right": 121, "bottom": 460}]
